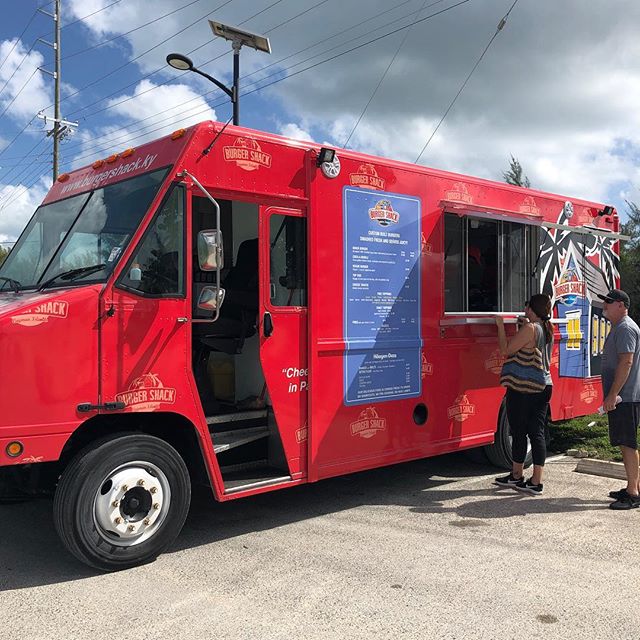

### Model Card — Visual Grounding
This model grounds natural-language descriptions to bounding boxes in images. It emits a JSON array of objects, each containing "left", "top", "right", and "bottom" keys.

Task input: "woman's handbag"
[{"left": 499, "top": 347, "right": 546, "bottom": 393}]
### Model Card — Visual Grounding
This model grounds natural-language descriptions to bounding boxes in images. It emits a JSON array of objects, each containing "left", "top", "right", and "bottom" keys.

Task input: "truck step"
[
  {"left": 212, "top": 425, "right": 270, "bottom": 454},
  {"left": 222, "top": 465, "right": 292, "bottom": 494},
  {"left": 206, "top": 409, "right": 268, "bottom": 426}
]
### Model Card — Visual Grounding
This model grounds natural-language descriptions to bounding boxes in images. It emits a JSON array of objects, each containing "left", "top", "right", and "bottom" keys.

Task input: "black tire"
[
  {"left": 484, "top": 404, "right": 533, "bottom": 470},
  {"left": 53, "top": 433, "right": 191, "bottom": 572}
]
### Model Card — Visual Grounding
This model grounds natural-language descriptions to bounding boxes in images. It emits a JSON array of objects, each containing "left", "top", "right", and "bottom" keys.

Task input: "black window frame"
[
  {"left": 267, "top": 213, "right": 308, "bottom": 310},
  {"left": 443, "top": 212, "right": 539, "bottom": 313},
  {"left": 116, "top": 182, "right": 187, "bottom": 299}
]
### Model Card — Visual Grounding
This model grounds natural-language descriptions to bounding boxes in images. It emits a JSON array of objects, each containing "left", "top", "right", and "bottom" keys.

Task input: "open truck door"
[{"left": 258, "top": 206, "right": 308, "bottom": 478}]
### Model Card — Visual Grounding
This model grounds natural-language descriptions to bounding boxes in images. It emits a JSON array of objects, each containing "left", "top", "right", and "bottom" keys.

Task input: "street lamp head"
[
  {"left": 166, "top": 53, "right": 194, "bottom": 71},
  {"left": 209, "top": 21, "right": 271, "bottom": 53}
]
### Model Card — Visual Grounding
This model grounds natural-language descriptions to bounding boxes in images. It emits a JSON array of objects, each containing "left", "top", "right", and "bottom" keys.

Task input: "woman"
[{"left": 493, "top": 293, "right": 554, "bottom": 495}]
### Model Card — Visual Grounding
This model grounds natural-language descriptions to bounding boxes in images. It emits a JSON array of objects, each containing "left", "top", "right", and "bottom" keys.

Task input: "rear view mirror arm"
[{"left": 177, "top": 169, "right": 222, "bottom": 322}]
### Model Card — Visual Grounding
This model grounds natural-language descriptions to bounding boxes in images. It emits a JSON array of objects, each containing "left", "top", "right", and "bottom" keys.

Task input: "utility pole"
[
  {"left": 53, "top": 0, "right": 61, "bottom": 181},
  {"left": 37, "top": 0, "right": 70, "bottom": 182}
]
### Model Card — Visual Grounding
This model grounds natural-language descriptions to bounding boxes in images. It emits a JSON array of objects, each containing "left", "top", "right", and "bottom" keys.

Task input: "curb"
[{"left": 574, "top": 458, "right": 626, "bottom": 480}]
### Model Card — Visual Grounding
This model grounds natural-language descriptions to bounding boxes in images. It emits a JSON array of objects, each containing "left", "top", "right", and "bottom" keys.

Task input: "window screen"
[
  {"left": 269, "top": 215, "right": 307, "bottom": 307},
  {"left": 444, "top": 213, "right": 537, "bottom": 313},
  {"left": 444, "top": 214, "right": 464, "bottom": 312}
]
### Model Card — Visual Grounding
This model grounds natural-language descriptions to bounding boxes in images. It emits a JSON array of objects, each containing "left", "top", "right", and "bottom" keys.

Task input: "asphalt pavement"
[{"left": 0, "top": 453, "right": 637, "bottom": 640}]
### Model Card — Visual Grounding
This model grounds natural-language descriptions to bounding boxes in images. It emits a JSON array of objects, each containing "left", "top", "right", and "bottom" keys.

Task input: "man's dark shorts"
[{"left": 608, "top": 402, "right": 640, "bottom": 449}]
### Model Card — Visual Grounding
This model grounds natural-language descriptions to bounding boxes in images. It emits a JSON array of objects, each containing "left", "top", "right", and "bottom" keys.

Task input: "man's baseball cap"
[{"left": 597, "top": 288, "right": 630, "bottom": 308}]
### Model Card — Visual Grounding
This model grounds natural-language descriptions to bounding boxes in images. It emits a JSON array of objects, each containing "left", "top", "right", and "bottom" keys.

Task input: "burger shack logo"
[
  {"left": 580, "top": 383, "right": 597, "bottom": 405},
  {"left": 369, "top": 199, "right": 399, "bottom": 226},
  {"left": 520, "top": 196, "right": 541, "bottom": 216},
  {"left": 421, "top": 353, "right": 433, "bottom": 378},
  {"left": 223, "top": 137, "right": 272, "bottom": 172},
  {"left": 12, "top": 300, "right": 69, "bottom": 327},
  {"left": 554, "top": 254, "right": 585, "bottom": 306},
  {"left": 296, "top": 423, "right": 308, "bottom": 444},
  {"left": 350, "top": 407, "right": 386, "bottom": 439},
  {"left": 350, "top": 163, "right": 385, "bottom": 190},
  {"left": 444, "top": 182, "right": 472, "bottom": 204},
  {"left": 116, "top": 373, "right": 176, "bottom": 412},
  {"left": 448, "top": 394, "right": 475, "bottom": 422},
  {"left": 421, "top": 233, "right": 432, "bottom": 256},
  {"left": 485, "top": 349, "right": 505, "bottom": 375}
]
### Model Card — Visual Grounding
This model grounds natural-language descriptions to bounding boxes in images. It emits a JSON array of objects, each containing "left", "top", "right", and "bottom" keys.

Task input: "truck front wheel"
[{"left": 54, "top": 434, "right": 191, "bottom": 571}]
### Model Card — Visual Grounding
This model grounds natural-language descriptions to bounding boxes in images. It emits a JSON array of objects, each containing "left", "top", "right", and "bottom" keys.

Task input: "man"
[{"left": 598, "top": 289, "right": 640, "bottom": 510}]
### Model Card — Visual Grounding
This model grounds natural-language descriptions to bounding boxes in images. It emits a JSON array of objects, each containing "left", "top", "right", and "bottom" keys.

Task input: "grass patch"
[{"left": 550, "top": 413, "right": 622, "bottom": 462}]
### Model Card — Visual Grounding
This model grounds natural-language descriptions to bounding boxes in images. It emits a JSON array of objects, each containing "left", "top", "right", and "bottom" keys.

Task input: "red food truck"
[{"left": 0, "top": 121, "right": 625, "bottom": 570}]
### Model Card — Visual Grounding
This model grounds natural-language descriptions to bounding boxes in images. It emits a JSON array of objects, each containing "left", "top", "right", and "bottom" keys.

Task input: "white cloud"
[
  {"left": 0, "top": 39, "right": 51, "bottom": 121},
  {"left": 278, "top": 122, "right": 313, "bottom": 142},
  {"left": 65, "top": 0, "right": 640, "bottom": 212},
  {"left": 0, "top": 176, "right": 50, "bottom": 242},
  {"left": 69, "top": 80, "right": 217, "bottom": 169}
]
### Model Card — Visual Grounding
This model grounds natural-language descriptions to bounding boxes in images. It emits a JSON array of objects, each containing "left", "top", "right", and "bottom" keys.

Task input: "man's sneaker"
[
  {"left": 609, "top": 487, "right": 631, "bottom": 501},
  {"left": 494, "top": 473, "right": 523, "bottom": 487},
  {"left": 609, "top": 494, "right": 640, "bottom": 510},
  {"left": 514, "top": 479, "right": 543, "bottom": 495}
]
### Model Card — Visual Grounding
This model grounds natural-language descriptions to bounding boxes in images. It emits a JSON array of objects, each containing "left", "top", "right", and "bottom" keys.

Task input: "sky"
[{"left": 1, "top": 0, "right": 639, "bottom": 246}]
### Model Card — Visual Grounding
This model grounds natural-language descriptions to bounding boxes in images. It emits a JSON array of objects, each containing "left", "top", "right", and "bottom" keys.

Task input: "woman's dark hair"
[{"left": 529, "top": 293, "right": 553, "bottom": 343}]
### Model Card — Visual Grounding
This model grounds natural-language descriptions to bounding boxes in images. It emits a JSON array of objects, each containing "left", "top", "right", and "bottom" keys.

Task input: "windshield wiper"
[
  {"left": 0, "top": 276, "right": 22, "bottom": 293},
  {"left": 38, "top": 264, "right": 106, "bottom": 291}
]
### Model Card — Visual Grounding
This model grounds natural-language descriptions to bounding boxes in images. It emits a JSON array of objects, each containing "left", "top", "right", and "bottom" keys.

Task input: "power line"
[
  {"left": 0, "top": 143, "right": 52, "bottom": 212},
  {"left": 0, "top": 67, "right": 39, "bottom": 120},
  {"left": 57, "top": 0, "right": 441, "bottom": 151},
  {"left": 8, "top": 0, "right": 473, "bottom": 177},
  {"left": 0, "top": 137, "right": 50, "bottom": 196},
  {"left": 58, "top": 0, "right": 205, "bottom": 61},
  {"left": 59, "top": 0, "right": 238, "bottom": 113},
  {"left": 0, "top": 1, "right": 124, "bottom": 101},
  {"left": 0, "top": 41, "right": 38, "bottom": 102},
  {"left": 0, "top": 7, "right": 39, "bottom": 73},
  {"left": 66, "top": 0, "right": 286, "bottom": 120},
  {"left": 1, "top": 0, "right": 410, "bottom": 167},
  {"left": 58, "top": 0, "right": 123, "bottom": 31},
  {"left": 0, "top": 0, "right": 232, "bottom": 164},
  {"left": 414, "top": 0, "right": 520, "bottom": 162},
  {"left": 53, "top": 3, "right": 418, "bottom": 159},
  {"left": 0, "top": 115, "right": 40, "bottom": 161},
  {"left": 60, "top": 0, "right": 476, "bottom": 168},
  {"left": 70, "top": 0, "right": 329, "bottom": 123},
  {"left": 343, "top": 0, "right": 444, "bottom": 148}
]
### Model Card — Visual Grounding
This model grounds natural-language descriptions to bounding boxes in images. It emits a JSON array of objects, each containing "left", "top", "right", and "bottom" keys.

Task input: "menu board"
[{"left": 343, "top": 187, "right": 422, "bottom": 405}]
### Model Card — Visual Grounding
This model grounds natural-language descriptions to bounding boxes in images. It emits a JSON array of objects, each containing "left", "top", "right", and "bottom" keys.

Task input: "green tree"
[
  {"left": 0, "top": 245, "right": 9, "bottom": 266},
  {"left": 619, "top": 200, "right": 640, "bottom": 318},
  {"left": 503, "top": 154, "right": 531, "bottom": 188}
]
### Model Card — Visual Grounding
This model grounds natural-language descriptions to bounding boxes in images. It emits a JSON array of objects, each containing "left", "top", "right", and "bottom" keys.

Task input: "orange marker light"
[
  {"left": 171, "top": 128, "right": 186, "bottom": 140},
  {"left": 93, "top": 160, "right": 105, "bottom": 169},
  {"left": 121, "top": 148, "right": 135, "bottom": 158},
  {"left": 6, "top": 441, "right": 23, "bottom": 457},
  {"left": 106, "top": 153, "right": 119, "bottom": 164},
  {"left": 57, "top": 173, "right": 70, "bottom": 183}
]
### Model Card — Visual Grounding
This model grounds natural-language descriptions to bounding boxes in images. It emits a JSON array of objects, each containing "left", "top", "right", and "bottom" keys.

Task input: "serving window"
[{"left": 444, "top": 213, "right": 539, "bottom": 313}]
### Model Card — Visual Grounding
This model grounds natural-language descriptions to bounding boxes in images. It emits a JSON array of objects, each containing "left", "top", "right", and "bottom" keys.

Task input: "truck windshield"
[{"left": 0, "top": 167, "right": 170, "bottom": 291}]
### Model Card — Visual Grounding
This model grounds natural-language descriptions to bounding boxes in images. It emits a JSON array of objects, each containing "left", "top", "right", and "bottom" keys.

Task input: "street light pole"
[
  {"left": 166, "top": 21, "right": 270, "bottom": 128},
  {"left": 166, "top": 54, "right": 237, "bottom": 124},
  {"left": 232, "top": 42, "right": 240, "bottom": 126}
]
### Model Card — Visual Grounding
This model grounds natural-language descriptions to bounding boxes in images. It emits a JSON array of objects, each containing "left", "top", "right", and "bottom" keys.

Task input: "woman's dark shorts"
[{"left": 608, "top": 402, "right": 640, "bottom": 449}]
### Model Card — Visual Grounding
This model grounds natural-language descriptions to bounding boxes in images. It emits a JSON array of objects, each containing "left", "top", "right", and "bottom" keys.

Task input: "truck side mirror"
[
  {"left": 197, "top": 230, "right": 224, "bottom": 271},
  {"left": 198, "top": 286, "right": 225, "bottom": 312}
]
